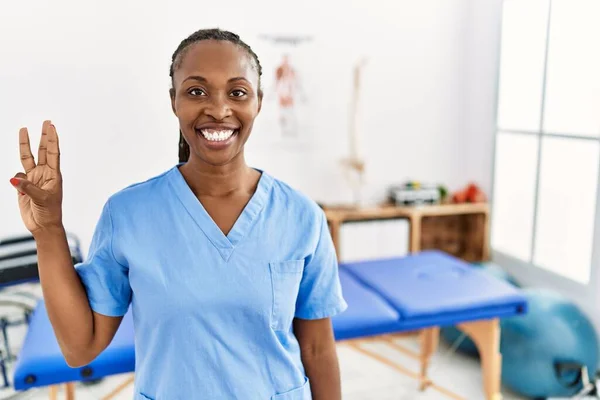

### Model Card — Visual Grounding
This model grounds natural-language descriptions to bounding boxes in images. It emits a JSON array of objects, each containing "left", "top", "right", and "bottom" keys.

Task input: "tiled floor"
[{"left": 0, "top": 284, "right": 530, "bottom": 399}]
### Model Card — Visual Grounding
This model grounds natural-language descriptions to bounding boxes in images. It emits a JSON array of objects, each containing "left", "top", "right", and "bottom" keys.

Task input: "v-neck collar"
[{"left": 167, "top": 163, "right": 274, "bottom": 261}]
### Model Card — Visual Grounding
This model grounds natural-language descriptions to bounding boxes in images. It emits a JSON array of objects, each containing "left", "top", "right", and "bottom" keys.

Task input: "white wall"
[
  {"left": 463, "top": 0, "right": 504, "bottom": 196},
  {"left": 0, "top": 0, "right": 492, "bottom": 254}
]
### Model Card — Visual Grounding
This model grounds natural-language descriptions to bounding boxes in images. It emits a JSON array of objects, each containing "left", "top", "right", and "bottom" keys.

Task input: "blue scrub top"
[{"left": 75, "top": 164, "right": 348, "bottom": 400}]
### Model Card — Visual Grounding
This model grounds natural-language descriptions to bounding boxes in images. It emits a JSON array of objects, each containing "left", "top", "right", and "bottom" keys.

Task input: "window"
[{"left": 491, "top": 0, "right": 600, "bottom": 284}]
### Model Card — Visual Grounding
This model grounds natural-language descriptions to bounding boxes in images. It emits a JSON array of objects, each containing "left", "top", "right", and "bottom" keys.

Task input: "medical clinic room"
[{"left": 1, "top": 0, "right": 599, "bottom": 399}]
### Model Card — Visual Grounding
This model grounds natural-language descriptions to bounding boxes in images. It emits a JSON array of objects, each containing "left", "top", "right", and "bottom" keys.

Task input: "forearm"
[
  {"left": 302, "top": 347, "right": 343, "bottom": 400},
  {"left": 33, "top": 225, "right": 95, "bottom": 363}
]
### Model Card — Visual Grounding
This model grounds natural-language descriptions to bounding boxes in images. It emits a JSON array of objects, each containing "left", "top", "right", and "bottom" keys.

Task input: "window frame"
[{"left": 489, "top": 0, "right": 600, "bottom": 308}]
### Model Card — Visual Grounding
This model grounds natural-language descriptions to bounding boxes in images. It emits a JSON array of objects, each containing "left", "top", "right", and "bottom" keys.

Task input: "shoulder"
[
  {"left": 264, "top": 173, "right": 330, "bottom": 254},
  {"left": 104, "top": 165, "right": 178, "bottom": 213},
  {"left": 267, "top": 174, "right": 326, "bottom": 244},
  {"left": 269, "top": 174, "right": 324, "bottom": 220}
]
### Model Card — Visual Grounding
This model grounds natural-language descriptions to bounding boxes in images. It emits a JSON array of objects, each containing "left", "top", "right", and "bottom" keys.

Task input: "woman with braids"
[{"left": 9, "top": 28, "right": 347, "bottom": 399}]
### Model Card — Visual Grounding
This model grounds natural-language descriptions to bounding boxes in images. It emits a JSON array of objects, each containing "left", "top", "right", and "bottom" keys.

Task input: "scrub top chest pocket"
[{"left": 269, "top": 260, "right": 304, "bottom": 331}]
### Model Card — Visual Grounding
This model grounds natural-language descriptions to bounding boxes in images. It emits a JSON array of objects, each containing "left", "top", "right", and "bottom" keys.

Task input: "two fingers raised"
[
  {"left": 12, "top": 120, "right": 61, "bottom": 200},
  {"left": 20, "top": 120, "right": 60, "bottom": 172}
]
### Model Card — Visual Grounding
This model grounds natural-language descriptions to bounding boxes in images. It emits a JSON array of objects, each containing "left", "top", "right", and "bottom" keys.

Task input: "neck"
[{"left": 179, "top": 153, "right": 257, "bottom": 197}]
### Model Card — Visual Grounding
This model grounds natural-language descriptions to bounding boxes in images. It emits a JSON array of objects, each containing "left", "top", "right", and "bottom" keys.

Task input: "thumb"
[{"left": 10, "top": 174, "right": 46, "bottom": 201}]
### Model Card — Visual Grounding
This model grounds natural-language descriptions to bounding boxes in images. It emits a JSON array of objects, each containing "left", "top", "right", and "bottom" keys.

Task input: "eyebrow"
[{"left": 183, "top": 76, "right": 250, "bottom": 84}]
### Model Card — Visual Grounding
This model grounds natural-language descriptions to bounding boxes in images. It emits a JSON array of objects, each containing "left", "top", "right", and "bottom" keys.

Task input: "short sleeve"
[
  {"left": 295, "top": 209, "right": 348, "bottom": 320},
  {"left": 75, "top": 199, "right": 131, "bottom": 317}
]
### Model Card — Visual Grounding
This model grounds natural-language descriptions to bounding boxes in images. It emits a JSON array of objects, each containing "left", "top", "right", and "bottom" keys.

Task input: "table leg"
[
  {"left": 410, "top": 216, "right": 421, "bottom": 253},
  {"left": 419, "top": 327, "right": 440, "bottom": 390},
  {"left": 102, "top": 375, "right": 135, "bottom": 400},
  {"left": 342, "top": 337, "right": 465, "bottom": 400},
  {"left": 49, "top": 385, "right": 58, "bottom": 400},
  {"left": 65, "top": 383, "right": 75, "bottom": 400},
  {"left": 457, "top": 318, "right": 502, "bottom": 400}
]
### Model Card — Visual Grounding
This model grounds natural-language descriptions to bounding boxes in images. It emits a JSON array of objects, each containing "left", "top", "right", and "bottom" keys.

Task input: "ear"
[{"left": 169, "top": 88, "right": 177, "bottom": 115}]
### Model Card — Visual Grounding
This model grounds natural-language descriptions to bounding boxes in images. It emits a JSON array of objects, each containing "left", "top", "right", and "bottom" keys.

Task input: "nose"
[{"left": 203, "top": 94, "right": 232, "bottom": 120}]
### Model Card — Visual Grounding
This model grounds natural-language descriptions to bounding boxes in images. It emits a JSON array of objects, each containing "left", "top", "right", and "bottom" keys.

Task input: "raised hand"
[{"left": 10, "top": 120, "right": 63, "bottom": 234}]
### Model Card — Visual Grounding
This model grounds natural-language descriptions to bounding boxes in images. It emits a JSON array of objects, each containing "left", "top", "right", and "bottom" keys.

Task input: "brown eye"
[
  {"left": 230, "top": 90, "right": 247, "bottom": 97},
  {"left": 189, "top": 88, "right": 206, "bottom": 96}
]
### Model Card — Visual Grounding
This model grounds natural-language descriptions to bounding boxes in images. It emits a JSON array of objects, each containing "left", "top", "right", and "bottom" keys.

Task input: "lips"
[{"left": 195, "top": 123, "right": 240, "bottom": 131}]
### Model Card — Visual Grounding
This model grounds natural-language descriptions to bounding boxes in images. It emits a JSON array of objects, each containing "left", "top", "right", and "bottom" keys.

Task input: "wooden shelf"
[
  {"left": 323, "top": 202, "right": 490, "bottom": 263},
  {"left": 325, "top": 203, "right": 489, "bottom": 221}
]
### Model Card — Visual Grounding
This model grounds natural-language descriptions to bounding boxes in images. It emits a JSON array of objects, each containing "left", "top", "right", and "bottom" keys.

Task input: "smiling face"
[{"left": 170, "top": 40, "right": 262, "bottom": 167}]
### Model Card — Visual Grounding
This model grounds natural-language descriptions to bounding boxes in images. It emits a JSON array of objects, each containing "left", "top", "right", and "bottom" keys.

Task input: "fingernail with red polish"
[{"left": 10, "top": 178, "right": 19, "bottom": 186}]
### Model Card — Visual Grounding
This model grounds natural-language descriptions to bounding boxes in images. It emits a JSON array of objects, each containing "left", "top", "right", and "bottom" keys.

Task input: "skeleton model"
[{"left": 340, "top": 58, "right": 367, "bottom": 206}]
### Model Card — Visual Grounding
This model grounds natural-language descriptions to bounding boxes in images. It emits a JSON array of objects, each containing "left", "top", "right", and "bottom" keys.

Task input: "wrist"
[{"left": 32, "top": 224, "right": 66, "bottom": 241}]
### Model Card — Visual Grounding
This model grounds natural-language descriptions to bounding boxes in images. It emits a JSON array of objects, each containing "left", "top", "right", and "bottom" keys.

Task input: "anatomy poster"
[{"left": 254, "top": 34, "right": 316, "bottom": 148}]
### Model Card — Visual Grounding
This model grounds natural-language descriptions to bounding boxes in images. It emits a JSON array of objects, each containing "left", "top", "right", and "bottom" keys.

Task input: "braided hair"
[{"left": 169, "top": 28, "right": 263, "bottom": 163}]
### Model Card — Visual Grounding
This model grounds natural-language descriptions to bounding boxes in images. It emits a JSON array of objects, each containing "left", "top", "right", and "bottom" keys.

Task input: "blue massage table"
[
  {"left": 13, "top": 301, "right": 135, "bottom": 398},
  {"left": 12, "top": 250, "right": 526, "bottom": 400}
]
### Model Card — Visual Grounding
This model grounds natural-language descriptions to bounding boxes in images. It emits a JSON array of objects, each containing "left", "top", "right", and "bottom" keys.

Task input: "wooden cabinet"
[{"left": 323, "top": 203, "right": 490, "bottom": 263}]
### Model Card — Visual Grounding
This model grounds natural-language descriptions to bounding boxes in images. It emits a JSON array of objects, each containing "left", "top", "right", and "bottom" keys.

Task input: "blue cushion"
[
  {"left": 342, "top": 251, "right": 527, "bottom": 329},
  {"left": 332, "top": 268, "right": 403, "bottom": 340},
  {"left": 13, "top": 301, "right": 135, "bottom": 390}
]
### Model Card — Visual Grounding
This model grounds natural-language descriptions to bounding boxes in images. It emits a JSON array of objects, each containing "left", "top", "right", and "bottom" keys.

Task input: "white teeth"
[{"left": 200, "top": 129, "right": 235, "bottom": 142}]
